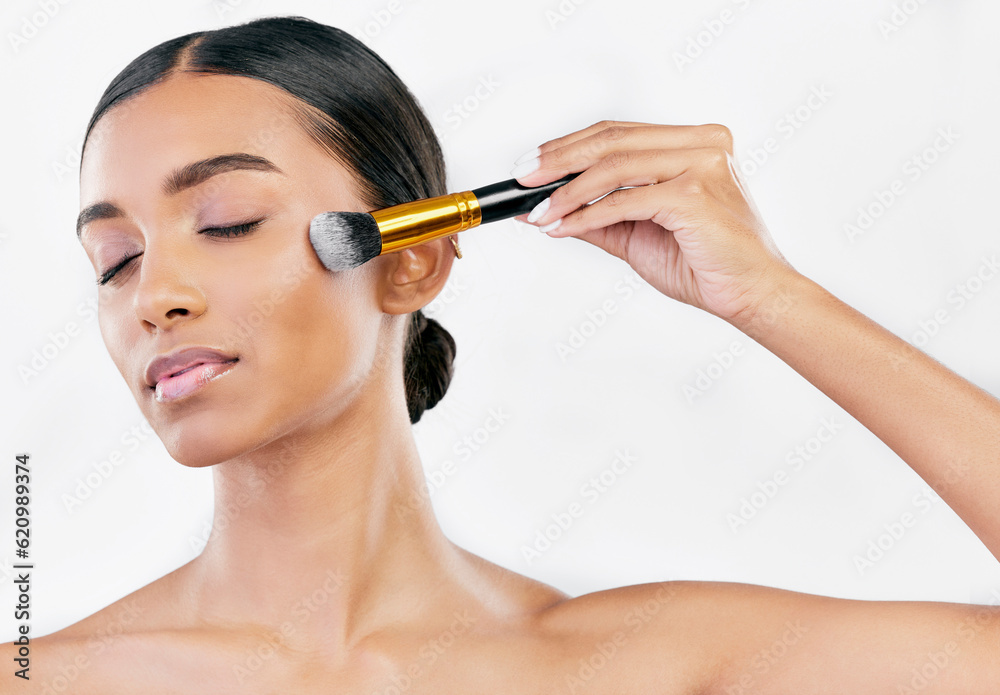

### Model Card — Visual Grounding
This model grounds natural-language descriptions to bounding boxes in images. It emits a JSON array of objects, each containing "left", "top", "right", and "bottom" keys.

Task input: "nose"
[{"left": 133, "top": 241, "right": 207, "bottom": 331}]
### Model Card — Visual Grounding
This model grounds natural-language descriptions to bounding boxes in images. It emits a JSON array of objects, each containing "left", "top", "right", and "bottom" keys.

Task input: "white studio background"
[{"left": 2, "top": 0, "right": 1000, "bottom": 639}]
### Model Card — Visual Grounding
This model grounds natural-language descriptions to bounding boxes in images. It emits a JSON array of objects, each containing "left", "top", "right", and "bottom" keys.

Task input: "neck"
[{"left": 185, "top": 379, "right": 468, "bottom": 651}]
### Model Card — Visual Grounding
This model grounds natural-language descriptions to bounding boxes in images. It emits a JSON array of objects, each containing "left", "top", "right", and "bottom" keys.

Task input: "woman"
[{"left": 7, "top": 13, "right": 999, "bottom": 694}]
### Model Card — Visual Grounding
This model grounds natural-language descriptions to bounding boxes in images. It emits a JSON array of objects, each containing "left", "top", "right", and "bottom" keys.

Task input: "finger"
[
  {"left": 525, "top": 147, "right": 728, "bottom": 228},
  {"left": 512, "top": 120, "right": 651, "bottom": 168},
  {"left": 510, "top": 120, "right": 648, "bottom": 183},
  {"left": 540, "top": 177, "right": 726, "bottom": 240},
  {"left": 530, "top": 119, "right": 652, "bottom": 155},
  {"left": 572, "top": 221, "right": 684, "bottom": 275},
  {"left": 514, "top": 122, "right": 733, "bottom": 186},
  {"left": 541, "top": 184, "right": 666, "bottom": 238},
  {"left": 533, "top": 120, "right": 727, "bottom": 157}
]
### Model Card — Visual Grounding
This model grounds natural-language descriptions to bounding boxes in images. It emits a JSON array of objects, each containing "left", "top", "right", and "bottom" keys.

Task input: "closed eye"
[
  {"left": 200, "top": 218, "right": 265, "bottom": 239},
  {"left": 96, "top": 218, "right": 266, "bottom": 286}
]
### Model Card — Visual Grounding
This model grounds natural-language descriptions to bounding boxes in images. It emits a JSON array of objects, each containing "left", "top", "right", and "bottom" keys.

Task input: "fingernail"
[
  {"left": 526, "top": 196, "right": 550, "bottom": 223},
  {"left": 510, "top": 156, "right": 540, "bottom": 179},
  {"left": 513, "top": 146, "right": 540, "bottom": 166},
  {"left": 538, "top": 218, "right": 562, "bottom": 234}
]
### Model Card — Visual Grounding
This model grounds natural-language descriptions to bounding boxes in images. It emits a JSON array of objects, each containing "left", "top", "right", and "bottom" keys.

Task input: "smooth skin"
[{"left": 4, "top": 70, "right": 999, "bottom": 693}]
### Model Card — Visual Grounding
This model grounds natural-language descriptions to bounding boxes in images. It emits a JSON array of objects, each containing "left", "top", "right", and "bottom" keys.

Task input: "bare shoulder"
[
  {"left": 0, "top": 570, "right": 268, "bottom": 695},
  {"left": 533, "top": 580, "right": 726, "bottom": 693},
  {"left": 47, "top": 563, "right": 184, "bottom": 641},
  {"left": 1, "top": 625, "right": 252, "bottom": 695},
  {"left": 0, "top": 566, "right": 198, "bottom": 694},
  {"left": 539, "top": 579, "right": 1000, "bottom": 695},
  {"left": 1, "top": 630, "right": 122, "bottom": 694}
]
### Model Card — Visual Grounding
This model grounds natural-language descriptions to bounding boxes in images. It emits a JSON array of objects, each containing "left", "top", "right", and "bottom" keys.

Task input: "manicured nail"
[
  {"left": 526, "top": 196, "right": 550, "bottom": 223},
  {"left": 513, "top": 146, "right": 540, "bottom": 166},
  {"left": 510, "top": 156, "right": 540, "bottom": 179},
  {"left": 538, "top": 218, "right": 562, "bottom": 234}
]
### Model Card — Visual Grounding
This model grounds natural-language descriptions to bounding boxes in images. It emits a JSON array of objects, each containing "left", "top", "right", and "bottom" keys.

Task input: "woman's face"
[{"left": 78, "top": 72, "right": 387, "bottom": 467}]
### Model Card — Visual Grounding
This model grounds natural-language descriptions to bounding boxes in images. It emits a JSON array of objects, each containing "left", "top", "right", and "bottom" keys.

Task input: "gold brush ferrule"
[{"left": 372, "top": 191, "right": 481, "bottom": 254}]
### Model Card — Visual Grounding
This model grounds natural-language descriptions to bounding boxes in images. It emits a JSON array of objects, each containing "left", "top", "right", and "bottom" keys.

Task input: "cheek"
[
  {"left": 217, "top": 242, "right": 380, "bottom": 414},
  {"left": 98, "top": 299, "right": 141, "bottom": 384}
]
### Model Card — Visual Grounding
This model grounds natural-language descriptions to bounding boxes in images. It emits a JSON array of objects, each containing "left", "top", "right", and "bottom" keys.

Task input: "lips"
[
  {"left": 154, "top": 361, "right": 238, "bottom": 403},
  {"left": 144, "top": 347, "right": 239, "bottom": 402}
]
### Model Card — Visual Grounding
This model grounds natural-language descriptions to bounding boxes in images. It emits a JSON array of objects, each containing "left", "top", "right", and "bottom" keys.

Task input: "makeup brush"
[{"left": 309, "top": 172, "right": 581, "bottom": 271}]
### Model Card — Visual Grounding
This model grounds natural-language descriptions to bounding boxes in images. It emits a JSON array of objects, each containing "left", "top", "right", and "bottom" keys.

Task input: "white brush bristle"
[{"left": 309, "top": 212, "right": 382, "bottom": 271}]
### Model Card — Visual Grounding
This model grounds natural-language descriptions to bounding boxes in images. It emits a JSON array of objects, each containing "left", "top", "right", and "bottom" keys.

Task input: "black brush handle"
[{"left": 472, "top": 172, "right": 581, "bottom": 224}]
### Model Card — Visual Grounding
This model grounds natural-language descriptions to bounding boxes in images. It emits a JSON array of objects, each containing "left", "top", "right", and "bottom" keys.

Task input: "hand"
[{"left": 511, "top": 120, "right": 797, "bottom": 327}]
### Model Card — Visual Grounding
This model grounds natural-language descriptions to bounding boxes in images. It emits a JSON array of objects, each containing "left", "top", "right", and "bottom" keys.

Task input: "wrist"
[{"left": 726, "top": 265, "right": 819, "bottom": 342}]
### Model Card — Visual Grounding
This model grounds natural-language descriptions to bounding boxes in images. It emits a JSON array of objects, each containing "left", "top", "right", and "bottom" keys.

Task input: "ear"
[{"left": 378, "top": 235, "right": 456, "bottom": 315}]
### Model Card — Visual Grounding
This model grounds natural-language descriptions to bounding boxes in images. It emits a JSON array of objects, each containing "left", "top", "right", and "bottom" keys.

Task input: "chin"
[
  {"left": 162, "top": 428, "right": 241, "bottom": 468},
  {"left": 148, "top": 406, "right": 260, "bottom": 468}
]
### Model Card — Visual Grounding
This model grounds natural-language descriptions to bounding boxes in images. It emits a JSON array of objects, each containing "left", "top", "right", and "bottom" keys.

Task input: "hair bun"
[{"left": 403, "top": 309, "right": 456, "bottom": 424}]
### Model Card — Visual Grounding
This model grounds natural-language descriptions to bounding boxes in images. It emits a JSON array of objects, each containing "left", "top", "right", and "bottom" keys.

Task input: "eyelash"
[{"left": 96, "top": 219, "right": 264, "bottom": 286}]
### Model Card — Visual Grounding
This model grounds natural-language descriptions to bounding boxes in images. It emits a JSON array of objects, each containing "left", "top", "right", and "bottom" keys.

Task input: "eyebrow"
[{"left": 76, "top": 153, "right": 284, "bottom": 239}]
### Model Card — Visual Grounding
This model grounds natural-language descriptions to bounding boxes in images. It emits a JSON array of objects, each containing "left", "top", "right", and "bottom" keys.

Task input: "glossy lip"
[
  {"left": 153, "top": 360, "right": 239, "bottom": 404},
  {"left": 144, "top": 346, "right": 239, "bottom": 389}
]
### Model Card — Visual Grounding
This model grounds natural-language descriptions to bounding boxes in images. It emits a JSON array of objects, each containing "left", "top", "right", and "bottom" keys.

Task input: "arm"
[
  {"left": 697, "top": 580, "right": 1000, "bottom": 695},
  {"left": 734, "top": 267, "right": 1000, "bottom": 562},
  {"left": 555, "top": 580, "right": 1000, "bottom": 694},
  {"left": 513, "top": 119, "right": 1000, "bottom": 564},
  {"left": 513, "top": 121, "right": 1000, "bottom": 691}
]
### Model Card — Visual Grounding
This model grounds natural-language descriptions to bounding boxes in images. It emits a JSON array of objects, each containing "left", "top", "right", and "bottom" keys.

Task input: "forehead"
[{"left": 79, "top": 72, "right": 354, "bottom": 206}]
